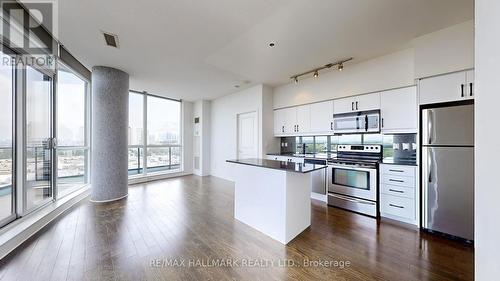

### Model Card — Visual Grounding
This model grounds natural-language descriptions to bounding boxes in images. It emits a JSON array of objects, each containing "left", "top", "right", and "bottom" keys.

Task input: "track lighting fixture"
[{"left": 290, "top": 58, "right": 352, "bottom": 84}]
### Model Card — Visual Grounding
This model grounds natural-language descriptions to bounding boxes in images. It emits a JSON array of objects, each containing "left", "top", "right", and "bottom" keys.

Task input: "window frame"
[
  {"left": 128, "top": 90, "right": 182, "bottom": 178},
  {"left": 54, "top": 61, "right": 91, "bottom": 199}
]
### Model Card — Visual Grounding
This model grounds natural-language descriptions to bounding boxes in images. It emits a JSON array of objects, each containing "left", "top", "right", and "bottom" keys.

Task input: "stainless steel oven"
[
  {"left": 327, "top": 163, "right": 377, "bottom": 201},
  {"left": 333, "top": 110, "right": 380, "bottom": 134},
  {"left": 326, "top": 145, "right": 381, "bottom": 217}
]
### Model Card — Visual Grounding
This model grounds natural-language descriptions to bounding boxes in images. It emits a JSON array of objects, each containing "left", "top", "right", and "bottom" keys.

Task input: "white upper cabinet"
[
  {"left": 273, "top": 105, "right": 311, "bottom": 136},
  {"left": 333, "top": 92, "right": 380, "bottom": 114},
  {"left": 309, "top": 101, "right": 334, "bottom": 133},
  {"left": 380, "top": 86, "right": 417, "bottom": 133},
  {"left": 419, "top": 70, "right": 474, "bottom": 105},
  {"left": 295, "top": 104, "right": 311, "bottom": 134},
  {"left": 466, "top": 70, "right": 474, "bottom": 100},
  {"left": 274, "top": 108, "right": 286, "bottom": 135},
  {"left": 356, "top": 93, "right": 381, "bottom": 112}
]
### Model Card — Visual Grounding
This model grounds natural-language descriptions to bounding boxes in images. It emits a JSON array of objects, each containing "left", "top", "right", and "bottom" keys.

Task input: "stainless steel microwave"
[{"left": 333, "top": 110, "right": 380, "bottom": 134}]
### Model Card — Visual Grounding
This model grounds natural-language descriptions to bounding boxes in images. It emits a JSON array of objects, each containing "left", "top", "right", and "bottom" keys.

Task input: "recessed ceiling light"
[
  {"left": 269, "top": 42, "right": 276, "bottom": 47},
  {"left": 234, "top": 85, "right": 240, "bottom": 88}
]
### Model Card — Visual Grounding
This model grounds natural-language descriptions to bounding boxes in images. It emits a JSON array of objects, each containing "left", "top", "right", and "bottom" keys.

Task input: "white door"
[
  {"left": 310, "top": 101, "right": 334, "bottom": 133},
  {"left": 237, "top": 111, "right": 259, "bottom": 159}
]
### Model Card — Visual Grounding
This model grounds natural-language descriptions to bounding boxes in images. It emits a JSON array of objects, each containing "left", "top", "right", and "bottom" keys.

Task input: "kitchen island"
[{"left": 226, "top": 158, "right": 327, "bottom": 244}]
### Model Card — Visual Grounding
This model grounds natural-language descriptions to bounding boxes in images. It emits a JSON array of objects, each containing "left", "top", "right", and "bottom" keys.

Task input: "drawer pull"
[
  {"left": 389, "top": 169, "right": 404, "bottom": 173},
  {"left": 389, "top": 179, "right": 404, "bottom": 183},
  {"left": 389, "top": 189, "right": 404, "bottom": 193},
  {"left": 389, "top": 204, "right": 404, "bottom": 209}
]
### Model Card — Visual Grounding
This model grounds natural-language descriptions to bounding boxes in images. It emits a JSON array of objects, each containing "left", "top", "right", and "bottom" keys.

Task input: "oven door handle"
[{"left": 329, "top": 165, "right": 376, "bottom": 172}]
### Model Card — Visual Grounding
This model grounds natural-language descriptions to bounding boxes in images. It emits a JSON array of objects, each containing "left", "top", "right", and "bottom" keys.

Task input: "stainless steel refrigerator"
[{"left": 421, "top": 103, "right": 474, "bottom": 241}]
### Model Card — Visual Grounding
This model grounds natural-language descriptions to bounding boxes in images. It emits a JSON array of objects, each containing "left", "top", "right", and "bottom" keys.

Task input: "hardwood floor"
[{"left": 0, "top": 175, "right": 473, "bottom": 281}]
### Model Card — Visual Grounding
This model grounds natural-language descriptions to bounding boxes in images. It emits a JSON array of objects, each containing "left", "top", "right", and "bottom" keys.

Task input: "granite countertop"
[
  {"left": 266, "top": 152, "right": 336, "bottom": 160},
  {"left": 227, "top": 158, "right": 327, "bottom": 173},
  {"left": 382, "top": 158, "right": 418, "bottom": 166}
]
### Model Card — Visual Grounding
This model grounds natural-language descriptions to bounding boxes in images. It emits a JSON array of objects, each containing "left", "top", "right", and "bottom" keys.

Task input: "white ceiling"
[{"left": 56, "top": 0, "right": 473, "bottom": 101}]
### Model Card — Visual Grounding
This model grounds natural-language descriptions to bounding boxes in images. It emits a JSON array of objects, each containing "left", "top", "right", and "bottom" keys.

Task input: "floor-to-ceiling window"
[
  {"left": 56, "top": 65, "right": 90, "bottom": 197},
  {"left": 128, "top": 91, "right": 182, "bottom": 177},
  {"left": 128, "top": 92, "right": 144, "bottom": 175},
  {"left": 0, "top": 52, "right": 14, "bottom": 226},
  {"left": 25, "top": 66, "right": 53, "bottom": 211}
]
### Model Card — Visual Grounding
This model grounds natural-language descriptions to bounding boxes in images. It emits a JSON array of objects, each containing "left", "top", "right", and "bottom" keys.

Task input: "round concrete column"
[{"left": 90, "top": 66, "right": 129, "bottom": 202}]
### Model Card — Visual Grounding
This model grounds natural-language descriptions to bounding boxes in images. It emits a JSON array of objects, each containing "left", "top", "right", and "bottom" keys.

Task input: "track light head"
[
  {"left": 294, "top": 76, "right": 299, "bottom": 84},
  {"left": 313, "top": 71, "right": 319, "bottom": 78},
  {"left": 338, "top": 63, "right": 344, "bottom": 71}
]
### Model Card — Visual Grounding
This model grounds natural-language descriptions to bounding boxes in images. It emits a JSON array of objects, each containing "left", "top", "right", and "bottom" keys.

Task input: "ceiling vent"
[{"left": 102, "top": 31, "right": 119, "bottom": 48}]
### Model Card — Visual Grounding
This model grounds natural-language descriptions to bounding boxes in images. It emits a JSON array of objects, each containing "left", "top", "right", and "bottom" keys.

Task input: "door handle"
[
  {"left": 389, "top": 179, "right": 404, "bottom": 183},
  {"left": 356, "top": 101, "right": 359, "bottom": 110},
  {"left": 469, "top": 83, "right": 473, "bottom": 96},
  {"left": 461, "top": 84, "right": 465, "bottom": 97},
  {"left": 351, "top": 102, "right": 354, "bottom": 111},
  {"left": 389, "top": 204, "right": 404, "bottom": 209}
]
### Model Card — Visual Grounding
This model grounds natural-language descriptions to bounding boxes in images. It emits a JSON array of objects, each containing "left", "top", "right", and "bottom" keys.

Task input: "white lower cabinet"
[{"left": 379, "top": 164, "right": 418, "bottom": 225}]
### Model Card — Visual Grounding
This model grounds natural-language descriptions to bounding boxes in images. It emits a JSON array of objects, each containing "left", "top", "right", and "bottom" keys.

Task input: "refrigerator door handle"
[
  {"left": 428, "top": 109, "right": 434, "bottom": 144},
  {"left": 428, "top": 149, "right": 433, "bottom": 183}
]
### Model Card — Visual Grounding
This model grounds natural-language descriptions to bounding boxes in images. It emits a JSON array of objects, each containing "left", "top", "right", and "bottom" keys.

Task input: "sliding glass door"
[
  {"left": 24, "top": 66, "right": 54, "bottom": 211},
  {"left": 0, "top": 52, "right": 15, "bottom": 226}
]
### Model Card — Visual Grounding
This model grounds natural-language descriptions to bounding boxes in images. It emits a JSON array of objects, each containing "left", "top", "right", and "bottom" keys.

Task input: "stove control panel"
[{"left": 337, "top": 145, "right": 382, "bottom": 153}]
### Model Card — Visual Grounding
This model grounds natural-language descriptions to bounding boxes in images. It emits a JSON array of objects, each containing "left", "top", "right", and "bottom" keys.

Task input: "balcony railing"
[{"left": 128, "top": 145, "right": 181, "bottom": 176}]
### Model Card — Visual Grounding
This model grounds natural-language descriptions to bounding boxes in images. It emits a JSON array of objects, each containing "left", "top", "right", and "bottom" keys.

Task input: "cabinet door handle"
[
  {"left": 389, "top": 189, "right": 404, "bottom": 193},
  {"left": 282, "top": 126, "right": 284, "bottom": 133},
  {"left": 297, "top": 125, "right": 299, "bottom": 132},
  {"left": 356, "top": 101, "right": 359, "bottom": 110},
  {"left": 381, "top": 118, "right": 384, "bottom": 128},
  {"left": 389, "top": 169, "right": 404, "bottom": 173},
  {"left": 461, "top": 84, "right": 465, "bottom": 97},
  {"left": 330, "top": 122, "right": 333, "bottom": 130},
  {"left": 469, "top": 82, "right": 473, "bottom": 96},
  {"left": 389, "top": 179, "right": 404, "bottom": 183},
  {"left": 351, "top": 102, "right": 354, "bottom": 111},
  {"left": 389, "top": 204, "right": 404, "bottom": 209}
]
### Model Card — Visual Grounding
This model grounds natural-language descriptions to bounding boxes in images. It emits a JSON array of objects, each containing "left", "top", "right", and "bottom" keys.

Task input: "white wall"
[
  {"left": 413, "top": 20, "right": 474, "bottom": 78},
  {"left": 475, "top": 1, "right": 500, "bottom": 279},
  {"left": 182, "top": 101, "right": 194, "bottom": 174},
  {"left": 262, "top": 85, "right": 279, "bottom": 157},
  {"left": 193, "top": 100, "right": 211, "bottom": 176},
  {"left": 273, "top": 48, "right": 415, "bottom": 108},
  {"left": 210, "top": 84, "right": 277, "bottom": 181}
]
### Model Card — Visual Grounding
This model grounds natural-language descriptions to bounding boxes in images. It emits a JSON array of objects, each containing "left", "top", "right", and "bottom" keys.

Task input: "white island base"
[{"left": 233, "top": 164, "right": 313, "bottom": 244}]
